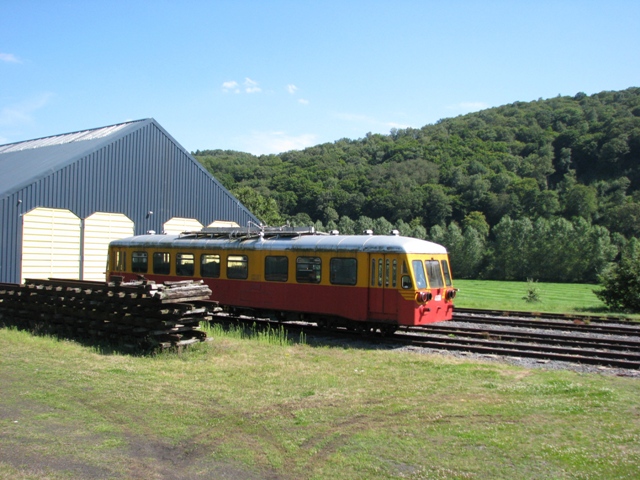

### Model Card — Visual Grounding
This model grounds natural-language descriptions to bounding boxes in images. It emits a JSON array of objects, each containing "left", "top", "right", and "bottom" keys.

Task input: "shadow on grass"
[
  {"left": 0, "top": 315, "right": 164, "bottom": 357},
  {"left": 1, "top": 311, "right": 399, "bottom": 358}
]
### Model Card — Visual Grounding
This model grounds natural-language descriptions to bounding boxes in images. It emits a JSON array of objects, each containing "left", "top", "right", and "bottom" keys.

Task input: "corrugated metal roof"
[
  {"left": 0, "top": 118, "right": 260, "bottom": 283},
  {"left": 0, "top": 122, "right": 134, "bottom": 154},
  {"left": 0, "top": 120, "right": 146, "bottom": 197}
]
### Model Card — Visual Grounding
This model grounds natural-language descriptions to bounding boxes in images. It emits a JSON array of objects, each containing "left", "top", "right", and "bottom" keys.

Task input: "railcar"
[{"left": 107, "top": 226, "right": 456, "bottom": 333}]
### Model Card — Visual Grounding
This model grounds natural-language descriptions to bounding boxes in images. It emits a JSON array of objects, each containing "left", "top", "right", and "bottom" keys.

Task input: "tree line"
[{"left": 193, "top": 88, "right": 640, "bottom": 296}]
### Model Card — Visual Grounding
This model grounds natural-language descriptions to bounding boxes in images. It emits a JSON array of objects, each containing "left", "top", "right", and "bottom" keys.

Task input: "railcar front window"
[
  {"left": 176, "top": 253, "right": 195, "bottom": 276},
  {"left": 153, "top": 252, "right": 171, "bottom": 275},
  {"left": 330, "top": 258, "right": 357, "bottom": 285},
  {"left": 227, "top": 255, "right": 248, "bottom": 279},
  {"left": 441, "top": 260, "right": 452, "bottom": 286},
  {"left": 132, "top": 251, "right": 148, "bottom": 273},
  {"left": 411, "top": 260, "right": 427, "bottom": 290},
  {"left": 296, "top": 256, "right": 321, "bottom": 284},
  {"left": 201, "top": 254, "right": 220, "bottom": 278},
  {"left": 425, "top": 260, "right": 444, "bottom": 288},
  {"left": 265, "top": 256, "right": 288, "bottom": 282}
]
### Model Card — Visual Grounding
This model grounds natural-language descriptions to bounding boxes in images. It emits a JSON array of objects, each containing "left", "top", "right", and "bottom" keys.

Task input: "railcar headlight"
[
  {"left": 416, "top": 291, "right": 433, "bottom": 303},
  {"left": 446, "top": 288, "right": 458, "bottom": 300}
]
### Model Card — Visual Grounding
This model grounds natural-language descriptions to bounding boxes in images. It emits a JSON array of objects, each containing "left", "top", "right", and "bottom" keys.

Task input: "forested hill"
[{"left": 194, "top": 87, "right": 640, "bottom": 282}]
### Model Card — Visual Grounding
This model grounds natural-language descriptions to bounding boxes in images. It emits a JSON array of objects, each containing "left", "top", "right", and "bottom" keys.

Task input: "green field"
[
  {"left": 1, "top": 321, "right": 640, "bottom": 479},
  {"left": 453, "top": 279, "right": 615, "bottom": 316}
]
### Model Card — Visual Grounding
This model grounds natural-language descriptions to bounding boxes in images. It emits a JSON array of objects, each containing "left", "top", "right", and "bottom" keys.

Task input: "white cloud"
[
  {"left": 298, "top": 98, "right": 309, "bottom": 105},
  {"left": 287, "top": 84, "right": 298, "bottom": 95},
  {"left": 241, "top": 131, "right": 317, "bottom": 155},
  {"left": 0, "top": 53, "right": 20, "bottom": 63},
  {"left": 0, "top": 93, "right": 53, "bottom": 127},
  {"left": 222, "top": 80, "right": 240, "bottom": 93},
  {"left": 244, "top": 77, "right": 261, "bottom": 93}
]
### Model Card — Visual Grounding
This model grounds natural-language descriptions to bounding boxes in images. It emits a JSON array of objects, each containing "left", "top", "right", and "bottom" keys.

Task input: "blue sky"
[{"left": 1, "top": 1, "right": 638, "bottom": 155}]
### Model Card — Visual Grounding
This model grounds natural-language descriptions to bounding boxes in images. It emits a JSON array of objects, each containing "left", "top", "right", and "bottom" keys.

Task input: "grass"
[
  {"left": 1, "top": 321, "right": 640, "bottom": 479},
  {"left": 453, "top": 279, "right": 623, "bottom": 316}
]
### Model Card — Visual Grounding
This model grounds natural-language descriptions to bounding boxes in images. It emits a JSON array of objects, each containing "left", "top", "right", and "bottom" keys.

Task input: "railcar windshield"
[
  {"left": 441, "top": 260, "right": 452, "bottom": 286},
  {"left": 411, "top": 260, "right": 427, "bottom": 289},
  {"left": 425, "top": 260, "right": 444, "bottom": 288}
]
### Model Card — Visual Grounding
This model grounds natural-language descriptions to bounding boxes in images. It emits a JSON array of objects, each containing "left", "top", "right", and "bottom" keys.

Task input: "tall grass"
[{"left": 202, "top": 321, "right": 307, "bottom": 346}]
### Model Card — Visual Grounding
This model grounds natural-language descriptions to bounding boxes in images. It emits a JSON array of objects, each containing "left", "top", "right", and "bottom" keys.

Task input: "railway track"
[
  {"left": 209, "top": 312, "right": 640, "bottom": 370},
  {"left": 455, "top": 307, "right": 636, "bottom": 324},
  {"left": 452, "top": 311, "right": 640, "bottom": 336},
  {"left": 401, "top": 328, "right": 640, "bottom": 370},
  {"left": 409, "top": 310, "right": 640, "bottom": 369}
]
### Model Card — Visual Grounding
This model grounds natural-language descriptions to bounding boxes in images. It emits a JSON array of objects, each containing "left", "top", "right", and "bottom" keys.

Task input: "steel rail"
[
  {"left": 454, "top": 307, "right": 635, "bottom": 324},
  {"left": 394, "top": 333, "right": 640, "bottom": 369},
  {"left": 452, "top": 312, "right": 640, "bottom": 337},
  {"left": 410, "top": 325, "right": 640, "bottom": 351}
]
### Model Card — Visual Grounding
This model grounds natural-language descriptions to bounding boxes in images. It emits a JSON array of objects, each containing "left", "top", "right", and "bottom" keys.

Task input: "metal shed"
[{"left": 0, "top": 118, "right": 259, "bottom": 283}]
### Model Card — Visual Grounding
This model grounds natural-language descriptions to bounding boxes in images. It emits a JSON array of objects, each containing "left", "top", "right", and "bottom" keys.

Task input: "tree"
[
  {"left": 232, "top": 186, "right": 283, "bottom": 225},
  {"left": 429, "top": 223, "right": 485, "bottom": 279},
  {"left": 462, "top": 211, "right": 490, "bottom": 237},
  {"left": 595, "top": 238, "right": 640, "bottom": 312},
  {"left": 562, "top": 184, "right": 598, "bottom": 220}
]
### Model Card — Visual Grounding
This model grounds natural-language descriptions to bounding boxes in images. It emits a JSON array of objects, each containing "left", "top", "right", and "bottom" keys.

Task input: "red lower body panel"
[{"left": 112, "top": 273, "right": 452, "bottom": 326}]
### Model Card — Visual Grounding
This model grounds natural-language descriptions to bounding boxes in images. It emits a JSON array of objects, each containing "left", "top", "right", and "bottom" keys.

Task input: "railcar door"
[{"left": 368, "top": 254, "right": 398, "bottom": 320}]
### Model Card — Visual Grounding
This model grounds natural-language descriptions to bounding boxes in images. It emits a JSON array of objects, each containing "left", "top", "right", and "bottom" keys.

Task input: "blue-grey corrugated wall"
[{"left": 0, "top": 120, "right": 258, "bottom": 283}]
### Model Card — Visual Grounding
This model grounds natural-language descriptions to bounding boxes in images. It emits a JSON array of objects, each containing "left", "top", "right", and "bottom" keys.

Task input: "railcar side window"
[
  {"left": 265, "top": 256, "right": 288, "bottom": 282},
  {"left": 371, "top": 259, "right": 376, "bottom": 286},
  {"left": 411, "top": 260, "right": 427, "bottom": 290},
  {"left": 385, "top": 259, "right": 390, "bottom": 287},
  {"left": 441, "top": 260, "right": 452, "bottom": 286},
  {"left": 296, "top": 256, "right": 321, "bottom": 284},
  {"left": 115, "top": 251, "right": 126, "bottom": 272},
  {"left": 131, "top": 251, "right": 148, "bottom": 273},
  {"left": 378, "top": 259, "right": 383, "bottom": 287},
  {"left": 153, "top": 252, "right": 171, "bottom": 275},
  {"left": 330, "top": 258, "right": 357, "bottom": 285},
  {"left": 227, "top": 255, "right": 248, "bottom": 279},
  {"left": 392, "top": 260, "right": 397, "bottom": 288},
  {"left": 425, "top": 260, "right": 444, "bottom": 288},
  {"left": 176, "top": 253, "right": 195, "bottom": 276},
  {"left": 201, "top": 254, "right": 220, "bottom": 278}
]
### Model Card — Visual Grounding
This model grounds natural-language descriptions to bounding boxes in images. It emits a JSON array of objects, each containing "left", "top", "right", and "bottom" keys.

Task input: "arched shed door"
[
  {"left": 21, "top": 207, "right": 81, "bottom": 282},
  {"left": 82, "top": 212, "right": 134, "bottom": 281}
]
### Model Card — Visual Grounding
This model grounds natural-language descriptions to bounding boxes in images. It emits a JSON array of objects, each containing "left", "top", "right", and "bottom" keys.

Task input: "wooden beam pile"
[{"left": 0, "top": 278, "right": 217, "bottom": 349}]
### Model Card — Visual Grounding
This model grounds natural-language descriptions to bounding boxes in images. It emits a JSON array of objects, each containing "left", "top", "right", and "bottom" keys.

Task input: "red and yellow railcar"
[{"left": 108, "top": 226, "right": 456, "bottom": 332}]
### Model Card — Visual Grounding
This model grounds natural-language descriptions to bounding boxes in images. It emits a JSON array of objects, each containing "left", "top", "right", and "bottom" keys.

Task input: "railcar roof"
[{"left": 110, "top": 233, "right": 448, "bottom": 254}]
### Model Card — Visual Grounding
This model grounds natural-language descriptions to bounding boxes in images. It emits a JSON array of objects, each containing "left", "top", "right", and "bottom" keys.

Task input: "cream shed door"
[
  {"left": 21, "top": 207, "right": 81, "bottom": 282},
  {"left": 82, "top": 212, "right": 134, "bottom": 281},
  {"left": 163, "top": 217, "right": 203, "bottom": 235}
]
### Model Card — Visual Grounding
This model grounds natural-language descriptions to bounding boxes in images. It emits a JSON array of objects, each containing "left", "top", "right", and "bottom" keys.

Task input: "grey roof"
[
  {"left": 0, "top": 120, "right": 147, "bottom": 198},
  {"left": 110, "top": 233, "right": 449, "bottom": 254}
]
